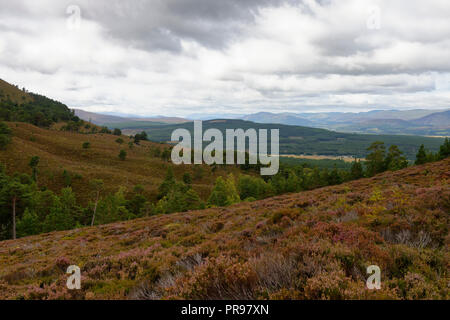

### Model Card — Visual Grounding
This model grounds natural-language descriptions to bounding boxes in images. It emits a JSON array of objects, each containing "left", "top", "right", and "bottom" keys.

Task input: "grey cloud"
[{"left": 80, "top": 0, "right": 300, "bottom": 51}]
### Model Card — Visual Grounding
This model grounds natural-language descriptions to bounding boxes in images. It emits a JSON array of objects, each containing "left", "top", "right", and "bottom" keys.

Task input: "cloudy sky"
[{"left": 0, "top": 0, "right": 449, "bottom": 117}]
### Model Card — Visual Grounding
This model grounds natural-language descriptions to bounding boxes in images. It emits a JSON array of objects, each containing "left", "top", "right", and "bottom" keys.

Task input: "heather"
[{"left": 0, "top": 159, "right": 448, "bottom": 300}]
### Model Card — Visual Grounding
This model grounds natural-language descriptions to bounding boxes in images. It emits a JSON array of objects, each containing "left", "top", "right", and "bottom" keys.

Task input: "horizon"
[{"left": 73, "top": 106, "right": 450, "bottom": 120}]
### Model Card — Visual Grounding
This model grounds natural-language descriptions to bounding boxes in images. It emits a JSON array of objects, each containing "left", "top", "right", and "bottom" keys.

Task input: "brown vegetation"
[
  {"left": 0, "top": 158, "right": 448, "bottom": 300},
  {"left": 0, "top": 122, "right": 242, "bottom": 204}
]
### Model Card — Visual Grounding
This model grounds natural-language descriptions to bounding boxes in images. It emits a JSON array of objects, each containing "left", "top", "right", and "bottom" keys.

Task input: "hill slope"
[
  {"left": 73, "top": 109, "right": 189, "bottom": 125},
  {"left": 0, "top": 122, "right": 242, "bottom": 203},
  {"left": 0, "top": 79, "right": 33, "bottom": 104},
  {"left": 0, "top": 79, "right": 77, "bottom": 127},
  {"left": 411, "top": 110, "right": 450, "bottom": 127},
  {"left": 0, "top": 159, "right": 448, "bottom": 300}
]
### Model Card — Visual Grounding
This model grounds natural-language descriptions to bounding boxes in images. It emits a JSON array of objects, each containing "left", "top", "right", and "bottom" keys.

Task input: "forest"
[{"left": 122, "top": 119, "right": 445, "bottom": 159}]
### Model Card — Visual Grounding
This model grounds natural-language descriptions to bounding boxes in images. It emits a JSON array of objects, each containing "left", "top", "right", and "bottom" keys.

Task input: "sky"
[{"left": 0, "top": 0, "right": 449, "bottom": 117}]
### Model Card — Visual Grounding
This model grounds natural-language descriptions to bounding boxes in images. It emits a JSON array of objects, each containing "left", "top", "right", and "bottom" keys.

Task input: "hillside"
[
  {"left": 242, "top": 112, "right": 315, "bottom": 127},
  {"left": 0, "top": 159, "right": 448, "bottom": 300},
  {"left": 139, "top": 119, "right": 444, "bottom": 159},
  {"left": 411, "top": 110, "right": 450, "bottom": 127},
  {"left": 0, "top": 122, "right": 242, "bottom": 204},
  {"left": 0, "top": 79, "right": 33, "bottom": 104},
  {"left": 0, "top": 79, "right": 78, "bottom": 127},
  {"left": 73, "top": 109, "right": 188, "bottom": 125}
]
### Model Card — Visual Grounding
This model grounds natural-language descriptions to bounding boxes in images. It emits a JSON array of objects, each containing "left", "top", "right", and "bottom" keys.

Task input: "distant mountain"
[
  {"left": 73, "top": 109, "right": 188, "bottom": 125},
  {"left": 411, "top": 110, "right": 450, "bottom": 127},
  {"left": 240, "top": 109, "right": 450, "bottom": 136},
  {"left": 242, "top": 112, "right": 314, "bottom": 126},
  {"left": 297, "top": 109, "right": 442, "bottom": 122}
]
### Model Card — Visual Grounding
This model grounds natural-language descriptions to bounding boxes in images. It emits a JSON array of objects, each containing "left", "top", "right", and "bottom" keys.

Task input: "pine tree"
[
  {"left": 0, "top": 178, "right": 30, "bottom": 239},
  {"left": 415, "top": 144, "right": 427, "bottom": 165},
  {"left": 17, "top": 208, "right": 41, "bottom": 238},
  {"left": 183, "top": 172, "right": 192, "bottom": 185},
  {"left": 439, "top": 137, "right": 450, "bottom": 159},
  {"left": 385, "top": 145, "right": 408, "bottom": 171},
  {"left": 350, "top": 160, "right": 364, "bottom": 179},
  {"left": 366, "top": 141, "right": 386, "bottom": 176},
  {"left": 208, "top": 174, "right": 240, "bottom": 207},
  {"left": 0, "top": 122, "right": 11, "bottom": 150},
  {"left": 29, "top": 156, "right": 40, "bottom": 183},
  {"left": 118, "top": 150, "right": 127, "bottom": 161},
  {"left": 328, "top": 165, "right": 343, "bottom": 185},
  {"left": 157, "top": 167, "right": 176, "bottom": 199}
]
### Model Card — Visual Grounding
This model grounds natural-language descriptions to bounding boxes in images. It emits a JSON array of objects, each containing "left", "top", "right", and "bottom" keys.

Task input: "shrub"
[{"left": 118, "top": 150, "right": 127, "bottom": 161}]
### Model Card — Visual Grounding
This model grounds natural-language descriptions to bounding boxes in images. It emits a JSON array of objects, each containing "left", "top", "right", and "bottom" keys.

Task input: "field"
[
  {"left": 280, "top": 157, "right": 354, "bottom": 170},
  {"left": 0, "top": 159, "right": 448, "bottom": 300}
]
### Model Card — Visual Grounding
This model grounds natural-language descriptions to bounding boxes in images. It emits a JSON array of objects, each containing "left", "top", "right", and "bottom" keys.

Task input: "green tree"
[
  {"left": 157, "top": 167, "right": 176, "bottom": 199},
  {"left": 366, "top": 141, "right": 386, "bottom": 176},
  {"left": 96, "top": 187, "right": 131, "bottom": 224},
  {"left": 113, "top": 128, "right": 122, "bottom": 136},
  {"left": 0, "top": 122, "right": 11, "bottom": 150},
  {"left": 238, "top": 175, "right": 272, "bottom": 200},
  {"left": 327, "top": 165, "right": 343, "bottom": 185},
  {"left": 182, "top": 172, "right": 192, "bottom": 185},
  {"left": 208, "top": 174, "right": 240, "bottom": 207},
  {"left": 17, "top": 208, "right": 41, "bottom": 237},
  {"left": 0, "top": 178, "right": 30, "bottom": 239},
  {"left": 126, "top": 185, "right": 147, "bottom": 216},
  {"left": 134, "top": 131, "right": 148, "bottom": 144},
  {"left": 385, "top": 145, "right": 408, "bottom": 171},
  {"left": 439, "top": 137, "right": 450, "bottom": 159},
  {"left": 119, "top": 149, "right": 127, "bottom": 161},
  {"left": 29, "top": 156, "right": 40, "bottom": 183},
  {"left": 415, "top": 144, "right": 428, "bottom": 165},
  {"left": 154, "top": 184, "right": 202, "bottom": 214},
  {"left": 184, "top": 189, "right": 203, "bottom": 211},
  {"left": 42, "top": 188, "right": 78, "bottom": 232},
  {"left": 82, "top": 142, "right": 91, "bottom": 149},
  {"left": 350, "top": 160, "right": 364, "bottom": 180}
]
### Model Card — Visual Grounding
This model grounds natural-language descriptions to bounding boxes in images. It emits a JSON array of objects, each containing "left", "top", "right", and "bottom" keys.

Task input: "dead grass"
[{"left": 0, "top": 122, "right": 242, "bottom": 204}]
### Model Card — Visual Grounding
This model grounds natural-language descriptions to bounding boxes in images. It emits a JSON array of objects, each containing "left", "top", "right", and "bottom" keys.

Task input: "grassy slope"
[
  {"left": 0, "top": 79, "right": 33, "bottom": 104},
  {"left": 0, "top": 122, "right": 242, "bottom": 203},
  {"left": 0, "top": 159, "right": 448, "bottom": 300}
]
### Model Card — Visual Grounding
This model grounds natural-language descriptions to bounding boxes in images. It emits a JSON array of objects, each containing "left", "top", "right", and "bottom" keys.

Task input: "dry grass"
[
  {"left": 0, "top": 122, "right": 242, "bottom": 203},
  {"left": 0, "top": 79, "right": 33, "bottom": 104}
]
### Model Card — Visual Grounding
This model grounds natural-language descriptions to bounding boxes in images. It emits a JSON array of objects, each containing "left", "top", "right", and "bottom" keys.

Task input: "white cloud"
[{"left": 0, "top": 0, "right": 449, "bottom": 116}]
